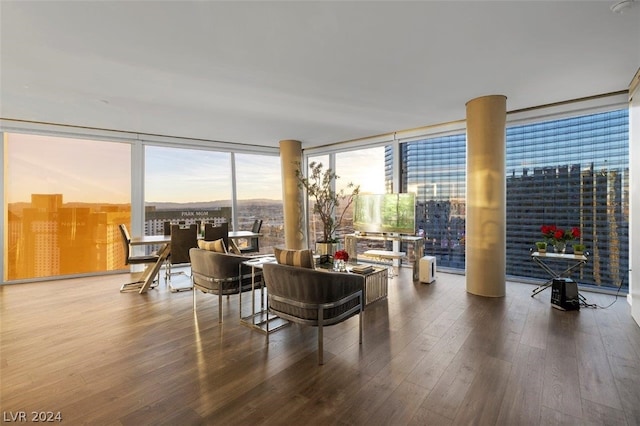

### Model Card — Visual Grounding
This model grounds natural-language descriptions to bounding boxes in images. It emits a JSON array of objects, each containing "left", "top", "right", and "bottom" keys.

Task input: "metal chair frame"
[{"left": 118, "top": 224, "right": 161, "bottom": 292}]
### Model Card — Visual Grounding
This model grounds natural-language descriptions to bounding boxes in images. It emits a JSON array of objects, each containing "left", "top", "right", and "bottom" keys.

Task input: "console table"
[
  {"left": 344, "top": 233, "right": 424, "bottom": 281},
  {"left": 530, "top": 251, "right": 588, "bottom": 297}
]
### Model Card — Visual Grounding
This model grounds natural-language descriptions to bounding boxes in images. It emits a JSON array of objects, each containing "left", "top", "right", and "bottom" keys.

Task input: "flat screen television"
[{"left": 353, "top": 193, "right": 416, "bottom": 234}]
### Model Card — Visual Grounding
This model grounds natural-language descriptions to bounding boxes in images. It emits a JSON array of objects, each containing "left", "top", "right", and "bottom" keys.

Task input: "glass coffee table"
[{"left": 241, "top": 256, "right": 289, "bottom": 334}]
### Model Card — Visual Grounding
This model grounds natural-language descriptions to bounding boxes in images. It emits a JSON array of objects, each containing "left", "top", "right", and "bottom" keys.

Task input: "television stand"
[{"left": 345, "top": 233, "right": 424, "bottom": 281}]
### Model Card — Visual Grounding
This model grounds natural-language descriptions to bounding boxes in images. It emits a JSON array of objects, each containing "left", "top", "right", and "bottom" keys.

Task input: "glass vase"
[{"left": 554, "top": 242, "right": 566, "bottom": 254}]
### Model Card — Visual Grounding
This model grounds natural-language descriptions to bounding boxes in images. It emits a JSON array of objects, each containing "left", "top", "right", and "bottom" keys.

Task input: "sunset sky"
[{"left": 6, "top": 133, "right": 386, "bottom": 204}]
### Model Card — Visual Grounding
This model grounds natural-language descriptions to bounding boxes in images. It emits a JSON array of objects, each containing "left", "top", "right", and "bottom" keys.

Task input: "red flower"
[
  {"left": 334, "top": 250, "right": 349, "bottom": 261},
  {"left": 541, "top": 224, "right": 558, "bottom": 237},
  {"left": 541, "top": 224, "right": 581, "bottom": 244}
]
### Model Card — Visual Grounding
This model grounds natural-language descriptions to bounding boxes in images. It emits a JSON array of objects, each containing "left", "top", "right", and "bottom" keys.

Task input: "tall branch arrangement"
[{"left": 295, "top": 161, "right": 360, "bottom": 243}]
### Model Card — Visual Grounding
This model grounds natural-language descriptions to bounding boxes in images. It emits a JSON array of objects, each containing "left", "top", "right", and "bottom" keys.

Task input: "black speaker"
[{"left": 551, "top": 278, "right": 580, "bottom": 311}]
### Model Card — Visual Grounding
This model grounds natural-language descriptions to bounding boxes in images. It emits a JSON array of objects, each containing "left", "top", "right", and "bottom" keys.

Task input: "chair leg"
[
  {"left": 120, "top": 280, "right": 144, "bottom": 292},
  {"left": 218, "top": 291, "right": 223, "bottom": 323},
  {"left": 193, "top": 284, "right": 197, "bottom": 311},
  {"left": 359, "top": 294, "right": 363, "bottom": 344},
  {"left": 318, "top": 308, "right": 324, "bottom": 365}
]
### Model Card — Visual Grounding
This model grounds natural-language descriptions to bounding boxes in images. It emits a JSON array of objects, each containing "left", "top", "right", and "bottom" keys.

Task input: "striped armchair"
[{"left": 262, "top": 262, "right": 364, "bottom": 364}]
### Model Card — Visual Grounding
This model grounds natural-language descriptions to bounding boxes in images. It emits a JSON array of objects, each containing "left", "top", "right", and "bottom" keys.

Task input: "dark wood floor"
[{"left": 2, "top": 267, "right": 640, "bottom": 425}]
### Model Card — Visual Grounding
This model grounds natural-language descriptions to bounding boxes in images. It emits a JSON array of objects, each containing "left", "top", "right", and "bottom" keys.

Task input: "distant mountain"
[{"left": 146, "top": 199, "right": 280, "bottom": 210}]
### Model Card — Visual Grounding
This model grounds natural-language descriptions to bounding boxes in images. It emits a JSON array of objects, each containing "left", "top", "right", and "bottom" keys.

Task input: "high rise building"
[{"left": 394, "top": 109, "right": 629, "bottom": 290}]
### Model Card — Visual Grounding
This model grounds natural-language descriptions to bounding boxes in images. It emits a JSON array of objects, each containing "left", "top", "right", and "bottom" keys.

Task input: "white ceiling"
[{"left": 1, "top": 1, "right": 638, "bottom": 149}]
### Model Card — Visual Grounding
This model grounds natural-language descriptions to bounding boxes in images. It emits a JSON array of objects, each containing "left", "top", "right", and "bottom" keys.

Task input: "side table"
[
  {"left": 530, "top": 251, "right": 588, "bottom": 297},
  {"left": 317, "top": 263, "right": 389, "bottom": 308},
  {"left": 240, "top": 256, "right": 289, "bottom": 334}
]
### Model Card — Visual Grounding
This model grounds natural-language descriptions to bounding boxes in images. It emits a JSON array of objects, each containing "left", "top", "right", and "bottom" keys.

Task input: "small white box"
[{"left": 419, "top": 256, "right": 436, "bottom": 283}]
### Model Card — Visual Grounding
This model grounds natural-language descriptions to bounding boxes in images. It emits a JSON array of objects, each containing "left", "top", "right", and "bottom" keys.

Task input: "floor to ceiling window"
[
  {"left": 144, "top": 146, "right": 232, "bottom": 236},
  {"left": 2, "top": 103, "right": 628, "bottom": 290},
  {"left": 234, "top": 153, "right": 284, "bottom": 253},
  {"left": 506, "top": 109, "right": 629, "bottom": 290},
  {"left": 4, "top": 133, "right": 131, "bottom": 281},
  {"left": 304, "top": 148, "right": 390, "bottom": 247},
  {"left": 400, "top": 108, "right": 629, "bottom": 291},
  {"left": 306, "top": 154, "right": 330, "bottom": 245},
  {"left": 2, "top": 130, "right": 283, "bottom": 283},
  {"left": 335, "top": 147, "right": 389, "bottom": 239},
  {"left": 400, "top": 134, "right": 467, "bottom": 270}
]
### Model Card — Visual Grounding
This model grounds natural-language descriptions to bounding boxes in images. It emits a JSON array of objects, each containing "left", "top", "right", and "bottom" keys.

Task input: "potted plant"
[
  {"left": 535, "top": 241, "right": 547, "bottom": 253},
  {"left": 572, "top": 243, "right": 585, "bottom": 255},
  {"left": 540, "top": 224, "right": 581, "bottom": 254},
  {"left": 295, "top": 161, "right": 360, "bottom": 262}
]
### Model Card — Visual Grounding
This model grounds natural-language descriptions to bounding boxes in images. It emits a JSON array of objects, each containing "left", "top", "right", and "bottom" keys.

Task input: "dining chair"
[
  {"left": 165, "top": 224, "right": 198, "bottom": 292},
  {"left": 204, "top": 222, "right": 229, "bottom": 249},
  {"left": 119, "top": 224, "right": 162, "bottom": 292},
  {"left": 240, "top": 219, "right": 262, "bottom": 254}
]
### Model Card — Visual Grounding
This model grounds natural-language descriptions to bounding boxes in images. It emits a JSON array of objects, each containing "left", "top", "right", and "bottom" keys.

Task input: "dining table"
[
  {"left": 126, "top": 231, "right": 263, "bottom": 294},
  {"left": 228, "top": 231, "right": 263, "bottom": 241}
]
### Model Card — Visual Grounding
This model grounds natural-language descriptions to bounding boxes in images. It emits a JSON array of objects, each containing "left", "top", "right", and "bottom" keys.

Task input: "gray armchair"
[
  {"left": 262, "top": 262, "right": 364, "bottom": 364},
  {"left": 189, "top": 248, "right": 262, "bottom": 323}
]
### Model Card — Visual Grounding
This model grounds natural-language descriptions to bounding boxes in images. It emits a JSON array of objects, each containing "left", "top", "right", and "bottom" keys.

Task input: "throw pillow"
[
  {"left": 198, "top": 238, "right": 227, "bottom": 253},
  {"left": 273, "top": 247, "right": 315, "bottom": 269}
]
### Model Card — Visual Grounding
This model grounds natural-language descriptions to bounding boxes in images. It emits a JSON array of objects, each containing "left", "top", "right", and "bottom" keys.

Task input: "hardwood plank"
[
  {"left": 519, "top": 296, "right": 551, "bottom": 350},
  {"left": 416, "top": 349, "right": 484, "bottom": 420},
  {"left": 407, "top": 407, "right": 454, "bottom": 426},
  {"left": 364, "top": 380, "right": 431, "bottom": 426},
  {"left": 609, "top": 354, "right": 640, "bottom": 422},
  {"left": 496, "top": 343, "right": 545, "bottom": 425},
  {"left": 539, "top": 405, "right": 583, "bottom": 425},
  {"left": 575, "top": 330, "right": 623, "bottom": 409},
  {"left": 580, "top": 399, "right": 628, "bottom": 426},
  {"left": 403, "top": 322, "right": 474, "bottom": 391},
  {"left": 452, "top": 355, "right": 512, "bottom": 425},
  {"left": 541, "top": 320, "right": 584, "bottom": 419}
]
